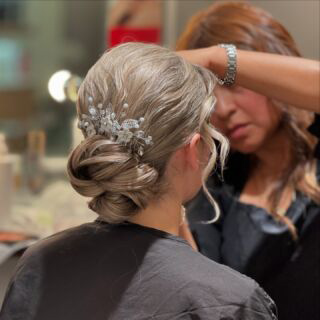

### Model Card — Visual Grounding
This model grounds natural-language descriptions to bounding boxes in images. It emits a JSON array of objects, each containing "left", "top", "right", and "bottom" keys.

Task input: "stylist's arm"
[{"left": 177, "top": 46, "right": 320, "bottom": 113}]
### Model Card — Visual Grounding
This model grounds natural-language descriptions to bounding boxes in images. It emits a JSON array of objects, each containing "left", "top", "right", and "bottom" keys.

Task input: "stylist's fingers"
[
  {"left": 176, "top": 47, "right": 212, "bottom": 69},
  {"left": 177, "top": 46, "right": 228, "bottom": 80}
]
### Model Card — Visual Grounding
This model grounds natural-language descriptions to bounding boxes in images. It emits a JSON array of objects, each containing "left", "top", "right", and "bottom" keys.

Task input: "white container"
[{"left": 0, "top": 134, "right": 13, "bottom": 227}]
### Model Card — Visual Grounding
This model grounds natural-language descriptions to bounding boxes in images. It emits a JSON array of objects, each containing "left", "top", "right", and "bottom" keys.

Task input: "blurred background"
[{"left": 0, "top": 0, "right": 319, "bottom": 305}]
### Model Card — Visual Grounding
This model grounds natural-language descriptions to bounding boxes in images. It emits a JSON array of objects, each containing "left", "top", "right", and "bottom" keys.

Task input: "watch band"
[{"left": 217, "top": 44, "right": 237, "bottom": 86}]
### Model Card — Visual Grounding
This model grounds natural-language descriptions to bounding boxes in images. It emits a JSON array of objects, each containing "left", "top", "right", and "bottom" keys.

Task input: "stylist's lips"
[{"left": 228, "top": 124, "right": 249, "bottom": 140}]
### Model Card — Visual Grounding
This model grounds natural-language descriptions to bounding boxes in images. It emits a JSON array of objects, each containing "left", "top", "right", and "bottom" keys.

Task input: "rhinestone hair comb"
[{"left": 78, "top": 97, "right": 153, "bottom": 156}]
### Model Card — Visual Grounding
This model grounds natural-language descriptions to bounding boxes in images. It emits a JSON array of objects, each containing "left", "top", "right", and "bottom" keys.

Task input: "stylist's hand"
[
  {"left": 177, "top": 48, "right": 211, "bottom": 68},
  {"left": 177, "top": 46, "right": 227, "bottom": 77}
]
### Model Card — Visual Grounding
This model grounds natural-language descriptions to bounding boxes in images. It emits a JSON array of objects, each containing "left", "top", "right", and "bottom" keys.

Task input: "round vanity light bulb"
[{"left": 48, "top": 70, "right": 71, "bottom": 102}]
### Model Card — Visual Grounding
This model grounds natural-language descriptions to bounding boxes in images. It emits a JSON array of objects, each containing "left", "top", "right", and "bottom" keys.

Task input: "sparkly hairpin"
[{"left": 78, "top": 97, "right": 152, "bottom": 156}]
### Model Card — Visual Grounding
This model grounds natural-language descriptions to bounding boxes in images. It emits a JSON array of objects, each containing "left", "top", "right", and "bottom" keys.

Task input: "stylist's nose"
[{"left": 214, "top": 87, "right": 237, "bottom": 121}]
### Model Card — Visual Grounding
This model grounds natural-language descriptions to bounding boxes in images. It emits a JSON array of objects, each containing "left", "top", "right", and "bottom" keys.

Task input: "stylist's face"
[{"left": 211, "top": 86, "right": 282, "bottom": 154}]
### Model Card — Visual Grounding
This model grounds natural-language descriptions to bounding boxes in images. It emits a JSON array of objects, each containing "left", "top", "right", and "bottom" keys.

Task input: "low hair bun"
[{"left": 67, "top": 135, "right": 160, "bottom": 223}]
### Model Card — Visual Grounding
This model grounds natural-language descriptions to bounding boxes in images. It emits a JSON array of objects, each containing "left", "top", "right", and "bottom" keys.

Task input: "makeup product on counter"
[
  {"left": 26, "top": 130, "right": 46, "bottom": 193},
  {"left": 0, "top": 133, "right": 13, "bottom": 227}
]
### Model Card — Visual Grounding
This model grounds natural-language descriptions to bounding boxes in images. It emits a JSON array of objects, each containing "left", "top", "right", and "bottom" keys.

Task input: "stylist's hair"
[
  {"left": 67, "top": 42, "right": 228, "bottom": 224},
  {"left": 177, "top": 1, "right": 320, "bottom": 237}
]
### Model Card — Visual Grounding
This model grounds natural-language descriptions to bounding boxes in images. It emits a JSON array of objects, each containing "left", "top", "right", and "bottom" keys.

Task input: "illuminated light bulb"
[{"left": 48, "top": 70, "right": 71, "bottom": 102}]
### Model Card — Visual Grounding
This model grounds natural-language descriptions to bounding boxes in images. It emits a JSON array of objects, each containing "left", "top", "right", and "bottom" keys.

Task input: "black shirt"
[
  {"left": 0, "top": 221, "right": 277, "bottom": 320},
  {"left": 189, "top": 174, "right": 320, "bottom": 320},
  {"left": 188, "top": 114, "right": 320, "bottom": 320}
]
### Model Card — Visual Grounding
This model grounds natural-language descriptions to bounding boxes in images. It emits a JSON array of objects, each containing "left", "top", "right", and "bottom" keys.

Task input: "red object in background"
[
  {"left": 0, "top": 231, "right": 34, "bottom": 243},
  {"left": 109, "top": 27, "right": 161, "bottom": 47}
]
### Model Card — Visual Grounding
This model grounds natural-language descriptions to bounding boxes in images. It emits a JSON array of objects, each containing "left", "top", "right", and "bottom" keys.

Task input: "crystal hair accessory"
[{"left": 78, "top": 96, "right": 153, "bottom": 156}]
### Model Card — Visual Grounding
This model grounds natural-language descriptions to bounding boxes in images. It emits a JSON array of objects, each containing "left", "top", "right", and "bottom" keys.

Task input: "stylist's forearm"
[{"left": 208, "top": 47, "right": 320, "bottom": 113}]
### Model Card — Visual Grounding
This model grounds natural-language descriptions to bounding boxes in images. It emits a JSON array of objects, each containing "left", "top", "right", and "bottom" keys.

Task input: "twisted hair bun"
[{"left": 67, "top": 136, "right": 159, "bottom": 223}]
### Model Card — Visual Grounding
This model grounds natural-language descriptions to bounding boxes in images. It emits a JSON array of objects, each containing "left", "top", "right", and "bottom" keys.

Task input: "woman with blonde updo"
[
  {"left": 176, "top": 2, "right": 320, "bottom": 319},
  {"left": 0, "top": 43, "right": 277, "bottom": 320}
]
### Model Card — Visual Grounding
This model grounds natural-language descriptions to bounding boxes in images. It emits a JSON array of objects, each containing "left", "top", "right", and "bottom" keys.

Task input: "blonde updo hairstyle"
[{"left": 67, "top": 42, "right": 228, "bottom": 224}]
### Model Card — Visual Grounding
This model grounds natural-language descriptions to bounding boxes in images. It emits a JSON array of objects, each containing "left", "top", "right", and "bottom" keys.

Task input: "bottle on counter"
[
  {"left": 25, "top": 130, "right": 46, "bottom": 194},
  {"left": 0, "top": 133, "right": 13, "bottom": 228}
]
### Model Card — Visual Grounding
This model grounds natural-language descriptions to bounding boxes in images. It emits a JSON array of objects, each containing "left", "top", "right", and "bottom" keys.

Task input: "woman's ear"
[{"left": 185, "top": 133, "right": 202, "bottom": 171}]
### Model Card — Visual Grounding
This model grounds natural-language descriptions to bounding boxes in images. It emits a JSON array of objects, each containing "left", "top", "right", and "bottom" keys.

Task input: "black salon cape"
[
  {"left": 0, "top": 221, "right": 277, "bottom": 320},
  {"left": 188, "top": 120, "right": 320, "bottom": 320}
]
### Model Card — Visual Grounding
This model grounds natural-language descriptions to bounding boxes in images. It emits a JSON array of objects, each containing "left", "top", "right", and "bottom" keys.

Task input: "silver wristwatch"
[{"left": 217, "top": 44, "right": 237, "bottom": 86}]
